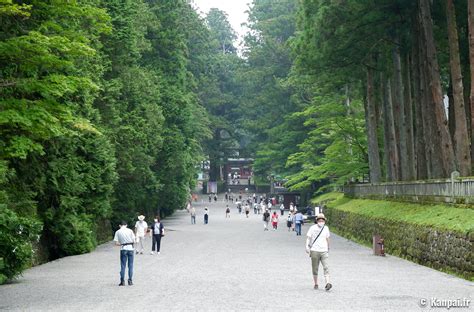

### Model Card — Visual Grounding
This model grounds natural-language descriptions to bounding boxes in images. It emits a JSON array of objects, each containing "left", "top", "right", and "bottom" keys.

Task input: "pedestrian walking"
[
  {"left": 214, "top": 194, "right": 217, "bottom": 202},
  {"left": 190, "top": 207, "right": 196, "bottom": 224},
  {"left": 225, "top": 192, "right": 228, "bottom": 202},
  {"left": 245, "top": 204, "right": 250, "bottom": 218},
  {"left": 289, "top": 202, "right": 294, "bottom": 214},
  {"left": 268, "top": 201, "right": 272, "bottom": 212},
  {"left": 306, "top": 213, "right": 332, "bottom": 291},
  {"left": 226, "top": 205, "right": 230, "bottom": 218},
  {"left": 134, "top": 215, "right": 147, "bottom": 254},
  {"left": 294, "top": 211, "right": 304, "bottom": 236},
  {"left": 263, "top": 210, "right": 270, "bottom": 231},
  {"left": 150, "top": 216, "right": 164, "bottom": 255},
  {"left": 204, "top": 207, "right": 209, "bottom": 224},
  {"left": 271, "top": 211, "right": 279, "bottom": 230},
  {"left": 287, "top": 214, "right": 293, "bottom": 231},
  {"left": 114, "top": 220, "right": 135, "bottom": 286},
  {"left": 208, "top": 194, "right": 212, "bottom": 203},
  {"left": 280, "top": 203, "right": 285, "bottom": 216}
]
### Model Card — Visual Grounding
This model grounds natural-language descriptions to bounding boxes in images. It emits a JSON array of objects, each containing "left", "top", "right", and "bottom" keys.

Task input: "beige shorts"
[{"left": 310, "top": 251, "right": 329, "bottom": 276}]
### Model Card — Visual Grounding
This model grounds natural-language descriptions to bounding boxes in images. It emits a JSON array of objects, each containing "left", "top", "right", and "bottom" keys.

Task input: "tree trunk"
[
  {"left": 392, "top": 41, "right": 409, "bottom": 181},
  {"left": 411, "top": 40, "right": 428, "bottom": 179},
  {"left": 448, "top": 82, "right": 456, "bottom": 139},
  {"left": 468, "top": 0, "right": 474, "bottom": 173},
  {"left": 403, "top": 54, "right": 416, "bottom": 180},
  {"left": 382, "top": 76, "right": 399, "bottom": 181},
  {"left": 380, "top": 74, "right": 391, "bottom": 181},
  {"left": 446, "top": 0, "right": 472, "bottom": 176},
  {"left": 419, "top": 0, "right": 457, "bottom": 177},
  {"left": 418, "top": 14, "right": 436, "bottom": 178},
  {"left": 365, "top": 66, "right": 382, "bottom": 183}
]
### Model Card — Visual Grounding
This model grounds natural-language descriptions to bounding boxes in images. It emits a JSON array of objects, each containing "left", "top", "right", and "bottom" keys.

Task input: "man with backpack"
[{"left": 306, "top": 213, "right": 332, "bottom": 291}]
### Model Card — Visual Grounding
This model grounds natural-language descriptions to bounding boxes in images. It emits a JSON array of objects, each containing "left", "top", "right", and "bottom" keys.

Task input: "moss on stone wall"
[{"left": 317, "top": 193, "right": 473, "bottom": 280}]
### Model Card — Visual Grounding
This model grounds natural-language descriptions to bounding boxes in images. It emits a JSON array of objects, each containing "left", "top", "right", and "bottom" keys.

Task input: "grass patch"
[
  {"left": 312, "top": 192, "right": 346, "bottom": 205},
  {"left": 314, "top": 192, "right": 474, "bottom": 234}
]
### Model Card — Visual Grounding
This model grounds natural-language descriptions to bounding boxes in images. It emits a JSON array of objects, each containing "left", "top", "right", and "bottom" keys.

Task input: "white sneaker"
[
  {"left": 157, "top": 252, "right": 160, "bottom": 255},
  {"left": 150, "top": 251, "right": 154, "bottom": 255}
]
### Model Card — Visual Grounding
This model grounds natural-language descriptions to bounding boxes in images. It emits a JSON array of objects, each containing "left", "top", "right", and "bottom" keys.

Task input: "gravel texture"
[{"left": 0, "top": 195, "right": 472, "bottom": 311}]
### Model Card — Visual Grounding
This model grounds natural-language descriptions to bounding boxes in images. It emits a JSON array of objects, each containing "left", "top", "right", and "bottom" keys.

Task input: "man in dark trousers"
[{"left": 150, "top": 216, "right": 164, "bottom": 255}]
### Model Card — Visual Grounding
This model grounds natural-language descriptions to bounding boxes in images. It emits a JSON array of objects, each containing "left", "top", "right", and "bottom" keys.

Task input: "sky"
[{"left": 191, "top": 0, "right": 251, "bottom": 46}]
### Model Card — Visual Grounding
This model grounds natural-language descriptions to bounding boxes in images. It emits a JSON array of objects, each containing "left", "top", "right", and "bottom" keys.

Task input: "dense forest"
[
  {"left": 1, "top": 0, "right": 474, "bottom": 282},
  {"left": 0, "top": 0, "right": 217, "bottom": 282},
  {"left": 238, "top": 0, "right": 474, "bottom": 190}
]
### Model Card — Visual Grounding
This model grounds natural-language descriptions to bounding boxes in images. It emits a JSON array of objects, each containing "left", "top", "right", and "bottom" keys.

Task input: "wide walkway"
[{"left": 0, "top": 195, "right": 472, "bottom": 311}]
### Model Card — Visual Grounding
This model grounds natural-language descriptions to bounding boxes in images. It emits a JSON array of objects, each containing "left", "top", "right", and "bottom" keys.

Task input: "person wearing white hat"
[
  {"left": 306, "top": 213, "right": 332, "bottom": 291},
  {"left": 134, "top": 215, "right": 148, "bottom": 254}
]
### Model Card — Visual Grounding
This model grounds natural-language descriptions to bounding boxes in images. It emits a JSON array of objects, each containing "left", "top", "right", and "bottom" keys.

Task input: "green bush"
[
  {"left": 48, "top": 214, "right": 96, "bottom": 256},
  {"left": 35, "top": 133, "right": 117, "bottom": 257},
  {"left": 0, "top": 257, "right": 5, "bottom": 284},
  {"left": 0, "top": 207, "right": 42, "bottom": 284}
]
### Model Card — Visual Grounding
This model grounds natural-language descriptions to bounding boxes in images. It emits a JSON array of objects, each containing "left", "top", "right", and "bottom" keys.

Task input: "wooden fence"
[{"left": 343, "top": 178, "right": 474, "bottom": 204}]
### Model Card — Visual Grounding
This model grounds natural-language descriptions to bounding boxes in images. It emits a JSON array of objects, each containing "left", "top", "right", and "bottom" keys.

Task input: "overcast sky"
[{"left": 191, "top": 0, "right": 251, "bottom": 46}]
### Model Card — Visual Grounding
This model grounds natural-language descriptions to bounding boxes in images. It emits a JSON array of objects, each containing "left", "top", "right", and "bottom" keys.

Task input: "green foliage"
[
  {"left": 0, "top": 207, "right": 41, "bottom": 283},
  {"left": 0, "top": 161, "right": 42, "bottom": 283},
  {"left": 97, "top": 0, "right": 164, "bottom": 223},
  {"left": 0, "top": 0, "right": 31, "bottom": 17},
  {"left": 238, "top": 0, "right": 302, "bottom": 180},
  {"left": 285, "top": 91, "right": 368, "bottom": 191},
  {"left": 35, "top": 131, "right": 116, "bottom": 257},
  {"left": 206, "top": 8, "right": 237, "bottom": 54},
  {"left": 195, "top": 8, "right": 242, "bottom": 182}
]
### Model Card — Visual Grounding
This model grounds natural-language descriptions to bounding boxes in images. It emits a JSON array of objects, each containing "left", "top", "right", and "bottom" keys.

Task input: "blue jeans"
[
  {"left": 295, "top": 222, "right": 302, "bottom": 236},
  {"left": 120, "top": 250, "right": 134, "bottom": 281}
]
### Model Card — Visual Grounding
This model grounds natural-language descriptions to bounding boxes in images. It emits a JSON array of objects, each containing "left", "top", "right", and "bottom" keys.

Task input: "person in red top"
[{"left": 271, "top": 212, "right": 279, "bottom": 230}]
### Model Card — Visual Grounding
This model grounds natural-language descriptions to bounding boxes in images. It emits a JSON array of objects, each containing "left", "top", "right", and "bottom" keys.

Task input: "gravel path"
[{"left": 0, "top": 196, "right": 472, "bottom": 311}]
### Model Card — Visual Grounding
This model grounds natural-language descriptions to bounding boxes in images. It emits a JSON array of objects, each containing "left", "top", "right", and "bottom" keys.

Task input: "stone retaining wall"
[
  {"left": 325, "top": 207, "right": 473, "bottom": 280},
  {"left": 344, "top": 178, "right": 474, "bottom": 205}
]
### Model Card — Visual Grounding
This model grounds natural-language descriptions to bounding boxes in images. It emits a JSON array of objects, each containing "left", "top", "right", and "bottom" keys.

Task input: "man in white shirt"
[
  {"left": 306, "top": 213, "right": 332, "bottom": 291},
  {"left": 134, "top": 215, "right": 147, "bottom": 254},
  {"left": 114, "top": 220, "right": 136, "bottom": 286}
]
